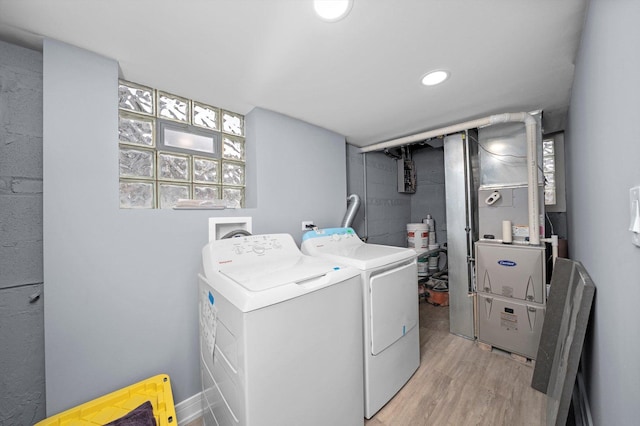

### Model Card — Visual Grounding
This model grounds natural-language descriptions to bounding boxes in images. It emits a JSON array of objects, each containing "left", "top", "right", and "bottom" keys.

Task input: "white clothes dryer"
[
  {"left": 301, "top": 227, "right": 420, "bottom": 419},
  {"left": 199, "top": 233, "right": 364, "bottom": 426}
]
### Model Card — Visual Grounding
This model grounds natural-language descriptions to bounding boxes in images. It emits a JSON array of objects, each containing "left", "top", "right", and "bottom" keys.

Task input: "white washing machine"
[
  {"left": 301, "top": 227, "right": 420, "bottom": 418},
  {"left": 198, "top": 233, "right": 364, "bottom": 426}
]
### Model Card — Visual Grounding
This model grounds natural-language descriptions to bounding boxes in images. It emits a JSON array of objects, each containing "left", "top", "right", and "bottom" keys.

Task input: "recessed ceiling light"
[
  {"left": 421, "top": 70, "right": 450, "bottom": 86},
  {"left": 313, "top": 0, "right": 353, "bottom": 22}
]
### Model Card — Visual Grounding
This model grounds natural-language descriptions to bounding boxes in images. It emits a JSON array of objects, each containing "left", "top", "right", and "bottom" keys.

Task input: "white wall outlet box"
[
  {"left": 630, "top": 187, "right": 640, "bottom": 247},
  {"left": 302, "top": 221, "right": 314, "bottom": 231}
]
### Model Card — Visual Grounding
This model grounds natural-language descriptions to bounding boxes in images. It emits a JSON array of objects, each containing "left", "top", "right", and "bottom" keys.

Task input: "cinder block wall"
[
  {"left": 346, "top": 145, "right": 413, "bottom": 246},
  {"left": 346, "top": 145, "right": 446, "bottom": 248},
  {"left": 0, "top": 40, "right": 46, "bottom": 424},
  {"left": 411, "top": 147, "right": 447, "bottom": 245}
]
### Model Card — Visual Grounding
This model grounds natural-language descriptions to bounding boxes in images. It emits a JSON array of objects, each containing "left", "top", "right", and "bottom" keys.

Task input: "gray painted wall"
[
  {"left": 248, "top": 107, "right": 347, "bottom": 237},
  {"left": 346, "top": 146, "right": 412, "bottom": 247},
  {"left": 345, "top": 143, "right": 366, "bottom": 234},
  {"left": 43, "top": 39, "right": 347, "bottom": 416},
  {"left": 346, "top": 144, "right": 446, "bottom": 249},
  {"left": 566, "top": 1, "right": 640, "bottom": 425},
  {"left": 0, "top": 40, "right": 46, "bottom": 424}
]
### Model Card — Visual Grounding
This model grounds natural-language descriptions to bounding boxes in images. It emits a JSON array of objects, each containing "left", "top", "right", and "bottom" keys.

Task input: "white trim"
[{"left": 175, "top": 391, "right": 203, "bottom": 425}]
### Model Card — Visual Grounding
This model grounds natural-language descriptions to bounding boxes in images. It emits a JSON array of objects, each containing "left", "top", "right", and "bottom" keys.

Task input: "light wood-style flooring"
[
  {"left": 365, "top": 301, "right": 546, "bottom": 426},
  {"left": 186, "top": 300, "right": 546, "bottom": 426}
]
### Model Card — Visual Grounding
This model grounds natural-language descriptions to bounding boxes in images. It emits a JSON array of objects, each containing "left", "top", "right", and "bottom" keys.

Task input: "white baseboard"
[{"left": 175, "top": 391, "right": 203, "bottom": 425}]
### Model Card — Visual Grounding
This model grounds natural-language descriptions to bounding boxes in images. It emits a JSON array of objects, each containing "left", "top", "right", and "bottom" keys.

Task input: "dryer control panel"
[{"left": 302, "top": 227, "right": 360, "bottom": 243}]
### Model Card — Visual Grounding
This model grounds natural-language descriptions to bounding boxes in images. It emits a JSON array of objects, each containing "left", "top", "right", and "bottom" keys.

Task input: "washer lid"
[
  {"left": 302, "top": 228, "right": 415, "bottom": 270},
  {"left": 202, "top": 233, "right": 360, "bottom": 312},
  {"left": 219, "top": 256, "right": 338, "bottom": 292}
]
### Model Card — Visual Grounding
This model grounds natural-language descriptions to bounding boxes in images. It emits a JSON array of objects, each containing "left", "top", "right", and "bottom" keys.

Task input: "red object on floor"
[{"left": 427, "top": 289, "right": 449, "bottom": 306}]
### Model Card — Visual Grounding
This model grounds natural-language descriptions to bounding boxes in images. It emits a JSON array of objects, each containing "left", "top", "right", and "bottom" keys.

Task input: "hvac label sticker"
[{"left": 500, "top": 312, "right": 518, "bottom": 331}]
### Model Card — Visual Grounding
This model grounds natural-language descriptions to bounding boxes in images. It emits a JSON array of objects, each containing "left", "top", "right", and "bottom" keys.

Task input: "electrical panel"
[{"left": 397, "top": 159, "right": 416, "bottom": 193}]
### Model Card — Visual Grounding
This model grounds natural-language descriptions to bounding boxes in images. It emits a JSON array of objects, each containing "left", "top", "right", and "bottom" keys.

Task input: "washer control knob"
[
  {"left": 253, "top": 245, "right": 265, "bottom": 254},
  {"left": 331, "top": 234, "right": 341, "bottom": 241}
]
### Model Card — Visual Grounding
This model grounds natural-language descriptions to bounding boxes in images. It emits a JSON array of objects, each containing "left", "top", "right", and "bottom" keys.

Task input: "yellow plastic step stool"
[{"left": 35, "top": 374, "right": 176, "bottom": 426}]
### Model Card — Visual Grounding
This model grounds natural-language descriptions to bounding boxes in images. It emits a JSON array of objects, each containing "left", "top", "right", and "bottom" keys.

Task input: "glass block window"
[
  {"left": 222, "top": 161, "right": 245, "bottom": 186},
  {"left": 158, "top": 91, "right": 190, "bottom": 122},
  {"left": 119, "top": 113, "right": 154, "bottom": 146},
  {"left": 119, "top": 147, "right": 155, "bottom": 179},
  {"left": 193, "top": 157, "right": 219, "bottom": 184},
  {"left": 163, "top": 126, "right": 215, "bottom": 154},
  {"left": 223, "top": 134, "right": 245, "bottom": 161},
  {"left": 222, "top": 110, "right": 244, "bottom": 136},
  {"left": 223, "top": 187, "right": 244, "bottom": 209},
  {"left": 543, "top": 139, "right": 556, "bottom": 205},
  {"left": 158, "top": 183, "right": 191, "bottom": 209},
  {"left": 120, "top": 181, "right": 155, "bottom": 209},
  {"left": 118, "top": 80, "right": 245, "bottom": 209},
  {"left": 193, "top": 102, "right": 219, "bottom": 130},
  {"left": 194, "top": 185, "right": 219, "bottom": 200},
  {"left": 119, "top": 82, "right": 154, "bottom": 115},
  {"left": 158, "top": 152, "right": 190, "bottom": 182}
]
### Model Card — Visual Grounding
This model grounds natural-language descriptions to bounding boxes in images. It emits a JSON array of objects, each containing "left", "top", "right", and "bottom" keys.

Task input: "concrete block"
[
  {"left": 412, "top": 184, "right": 446, "bottom": 224},
  {"left": 0, "top": 132, "right": 44, "bottom": 179},
  {"left": 0, "top": 39, "right": 43, "bottom": 71},
  {"left": 0, "top": 194, "right": 43, "bottom": 242},
  {"left": 0, "top": 240, "right": 43, "bottom": 288},
  {"left": 0, "top": 283, "right": 46, "bottom": 425},
  {"left": 11, "top": 177, "right": 43, "bottom": 194},
  {"left": 0, "top": 176, "right": 10, "bottom": 193},
  {"left": 0, "top": 42, "right": 43, "bottom": 140}
]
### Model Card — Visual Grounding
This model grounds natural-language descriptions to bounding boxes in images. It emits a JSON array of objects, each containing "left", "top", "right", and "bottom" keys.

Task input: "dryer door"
[{"left": 370, "top": 262, "right": 418, "bottom": 355}]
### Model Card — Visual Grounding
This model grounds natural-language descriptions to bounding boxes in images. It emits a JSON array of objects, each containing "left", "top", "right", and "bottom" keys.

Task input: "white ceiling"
[{"left": 0, "top": 0, "right": 588, "bottom": 147}]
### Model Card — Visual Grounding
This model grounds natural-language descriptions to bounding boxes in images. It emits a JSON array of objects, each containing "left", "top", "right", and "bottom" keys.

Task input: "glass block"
[
  {"left": 119, "top": 113, "right": 154, "bottom": 147},
  {"left": 544, "top": 172, "right": 556, "bottom": 186},
  {"left": 543, "top": 156, "right": 555, "bottom": 172},
  {"left": 119, "top": 147, "right": 155, "bottom": 179},
  {"left": 545, "top": 188, "right": 556, "bottom": 205},
  {"left": 222, "top": 161, "right": 245, "bottom": 186},
  {"left": 543, "top": 140, "right": 555, "bottom": 156},
  {"left": 158, "top": 182, "right": 191, "bottom": 209},
  {"left": 158, "top": 152, "right": 190, "bottom": 181},
  {"left": 119, "top": 81, "right": 154, "bottom": 115},
  {"left": 193, "top": 157, "right": 219, "bottom": 183},
  {"left": 223, "top": 187, "right": 244, "bottom": 208},
  {"left": 119, "top": 180, "right": 155, "bottom": 208},
  {"left": 193, "top": 102, "right": 219, "bottom": 130},
  {"left": 222, "top": 110, "right": 244, "bottom": 136},
  {"left": 194, "top": 185, "right": 220, "bottom": 201},
  {"left": 158, "top": 91, "right": 190, "bottom": 122},
  {"left": 223, "top": 135, "right": 245, "bottom": 161}
]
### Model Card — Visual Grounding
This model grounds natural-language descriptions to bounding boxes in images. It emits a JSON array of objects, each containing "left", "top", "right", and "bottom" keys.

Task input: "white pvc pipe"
[
  {"left": 541, "top": 235, "right": 559, "bottom": 265},
  {"left": 523, "top": 114, "right": 540, "bottom": 245},
  {"left": 359, "top": 112, "right": 541, "bottom": 245}
]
